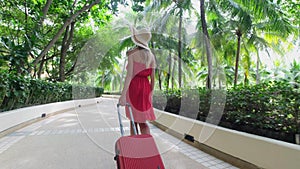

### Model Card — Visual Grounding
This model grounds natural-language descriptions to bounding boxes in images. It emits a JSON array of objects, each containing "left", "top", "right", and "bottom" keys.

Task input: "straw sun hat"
[{"left": 130, "top": 26, "right": 152, "bottom": 50}]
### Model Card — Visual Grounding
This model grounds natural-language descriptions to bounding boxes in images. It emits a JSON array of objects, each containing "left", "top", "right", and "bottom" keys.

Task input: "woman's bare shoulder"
[{"left": 126, "top": 47, "right": 138, "bottom": 56}]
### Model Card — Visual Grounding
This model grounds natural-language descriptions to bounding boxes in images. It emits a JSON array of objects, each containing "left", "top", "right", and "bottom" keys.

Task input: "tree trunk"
[
  {"left": 40, "top": 0, "right": 53, "bottom": 26},
  {"left": 158, "top": 69, "right": 162, "bottom": 90},
  {"left": 37, "top": 55, "right": 46, "bottom": 78},
  {"left": 25, "top": 0, "right": 28, "bottom": 35},
  {"left": 59, "top": 22, "right": 75, "bottom": 82},
  {"left": 244, "top": 72, "right": 249, "bottom": 85},
  {"left": 178, "top": 9, "right": 183, "bottom": 88},
  {"left": 200, "top": 0, "right": 213, "bottom": 89},
  {"left": 101, "top": 72, "right": 105, "bottom": 88},
  {"left": 31, "top": 0, "right": 100, "bottom": 72},
  {"left": 30, "top": 0, "right": 52, "bottom": 77},
  {"left": 234, "top": 29, "right": 242, "bottom": 87},
  {"left": 256, "top": 50, "right": 260, "bottom": 84},
  {"left": 166, "top": 51, "right": 172, "bottom": 92},
  {"left": 172, "top": 57, "right": 176, "bottom": 89},
  {"left": 65, "top": 56, "right": 78, "bottom": 77},
  {"left": 59, "top": 26, "right": 69, "bottom": 82}
]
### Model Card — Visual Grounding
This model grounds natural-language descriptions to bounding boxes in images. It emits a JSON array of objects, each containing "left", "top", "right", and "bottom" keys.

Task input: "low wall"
[
  {"left": 2, "top": 97, "right": 299, "bottom": 169},
  {"left": 153, "top": 109, "right": 300, "bottom": 169},
  {"left": 0, "top": 98, "right": 100, "bottom": 134}
]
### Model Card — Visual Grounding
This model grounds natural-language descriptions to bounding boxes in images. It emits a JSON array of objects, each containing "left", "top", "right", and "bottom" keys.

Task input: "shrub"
[
  {"left": 155, "top": 81, "right": 300, "bottom": 142},
  {"left": 0, "top": 71, "right": 104, "bottom": 112},
  {"left": 223, "top": 81, "right": 299, "bottom": 134}
]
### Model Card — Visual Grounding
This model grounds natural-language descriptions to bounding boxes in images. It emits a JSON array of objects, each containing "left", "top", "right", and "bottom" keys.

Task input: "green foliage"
[
  {"left": 0, "top": 0, "right": 112, "bottom": 80},
  {"left": 0, "top": 71, "right": 104, "bottom": 112},
  {"left": 163, "top": 88, "right": 182, "bottom": 98},
  {"left": 159, "top": 80, "right": 300, "bottom": 135},
  {"left": 0, "top": 37, "right": 30, "bottom": 75},
  {"left": 224, "top": 81, "right": 298, "bottom": 133},
  {"left": 109, "top": 0, "right": 147, "bottom": 13}
]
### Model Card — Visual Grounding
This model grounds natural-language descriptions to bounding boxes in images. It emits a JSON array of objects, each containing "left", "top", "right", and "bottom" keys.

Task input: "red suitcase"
[{"left": 115, "top": 103, "right": 165, "bottom": 169}]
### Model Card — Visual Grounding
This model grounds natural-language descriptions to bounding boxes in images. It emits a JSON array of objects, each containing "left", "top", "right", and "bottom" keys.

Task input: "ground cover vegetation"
[
  {"left": 0, "top": 0, "right": 299, "bottom": 143},
  {"left": 0, "top": 72, "right": 104, "bottom": 111}
]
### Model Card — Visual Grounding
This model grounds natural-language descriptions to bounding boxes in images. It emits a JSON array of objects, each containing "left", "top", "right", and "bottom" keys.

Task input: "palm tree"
[
  {"left": 200, "top": 0, "right": 213, "bottom": 89},
  {"left": 214, "top": 0, "right": 294, "bottom": 86},
  {"left": 145, "top": 0, "right": 195, "bottom": 88}
]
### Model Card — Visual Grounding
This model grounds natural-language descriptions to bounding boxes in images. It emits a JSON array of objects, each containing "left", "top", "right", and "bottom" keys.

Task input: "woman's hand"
[{"left": 118, "top": 94, "right": 126, "bottom": 106}]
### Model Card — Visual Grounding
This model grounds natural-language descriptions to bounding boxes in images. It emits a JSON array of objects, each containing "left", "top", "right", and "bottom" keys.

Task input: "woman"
[{"left": 119, "top": 26, "right": 156, "bottom": 135}]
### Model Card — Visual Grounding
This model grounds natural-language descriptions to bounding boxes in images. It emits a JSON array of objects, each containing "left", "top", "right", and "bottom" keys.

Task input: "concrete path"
[{"left": 0, "top": 97, "right": 238, "bottom": 169}]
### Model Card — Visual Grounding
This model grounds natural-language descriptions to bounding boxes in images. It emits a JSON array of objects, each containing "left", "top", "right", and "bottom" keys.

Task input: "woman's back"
[
  {"left": 132, "top": 61, "right": 153, "bottom": 77},
  {"left": 127, "top": 47, "right": 156, "bottom": 69}
]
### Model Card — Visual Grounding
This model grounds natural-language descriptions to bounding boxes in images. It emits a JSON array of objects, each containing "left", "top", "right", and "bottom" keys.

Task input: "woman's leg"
[
  {"left": 139, "top": 123, "right": 150, "bottom": 134},
  {"left": 130, "top": 121, "right": 139, "bottom": 135}
]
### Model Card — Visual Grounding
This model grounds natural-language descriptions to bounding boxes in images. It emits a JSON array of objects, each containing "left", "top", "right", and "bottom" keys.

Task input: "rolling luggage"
[{"left": 114, "top": 103, "right": 165, "bottom": 169}]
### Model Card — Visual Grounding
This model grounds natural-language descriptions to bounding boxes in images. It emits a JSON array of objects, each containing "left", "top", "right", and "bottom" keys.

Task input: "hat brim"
[{"left": 130, "top": 26, "right": 150, "bottom": 50}]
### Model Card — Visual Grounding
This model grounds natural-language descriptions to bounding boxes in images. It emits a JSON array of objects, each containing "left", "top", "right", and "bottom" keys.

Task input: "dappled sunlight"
[
  {"left": 57, "top": 122, "right": 79, "bottom": 128},
  {"left": 1, "top": 0, "right": 299, "bottom": 168}
]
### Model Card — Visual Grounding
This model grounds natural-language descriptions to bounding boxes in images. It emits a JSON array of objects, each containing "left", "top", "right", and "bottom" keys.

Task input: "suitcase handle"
[{"left": 117, "top": 103, "right": 138, "bottom": 136}]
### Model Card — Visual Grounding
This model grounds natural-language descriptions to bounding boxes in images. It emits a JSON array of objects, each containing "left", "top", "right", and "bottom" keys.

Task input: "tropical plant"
[
  {"left": 0, "top": 0, "right": 113, "bottom": 82},
  {"left": 208, "top": 0, "right": 295, "bottom": 87},
  {"left": 145, "top": 0, "right": 196, "bottom": 89},
  {"left": 200, "top": 0, "right": 213, "bottom": 89}
]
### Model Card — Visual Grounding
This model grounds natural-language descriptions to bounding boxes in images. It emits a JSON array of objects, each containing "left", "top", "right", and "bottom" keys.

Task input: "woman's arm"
[
  {"left": 119, "top": 54, "right": 134, "bottom": 105},
  {"left": 150, "top": 55, "right": 156, "bottom": 91},
  {"left": 150, "top": 68, "right": 155, "bottom": 91}
]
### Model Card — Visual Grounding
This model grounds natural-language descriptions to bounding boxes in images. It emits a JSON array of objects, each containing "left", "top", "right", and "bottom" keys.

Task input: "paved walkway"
[{"left": 0, "top": 97, "right": 238, "bottom": 169}]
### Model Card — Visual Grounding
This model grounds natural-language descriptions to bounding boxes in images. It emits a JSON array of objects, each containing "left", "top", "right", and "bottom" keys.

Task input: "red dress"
[{"left": 125, "top": 61, "right": 156, "bottom": 123}]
